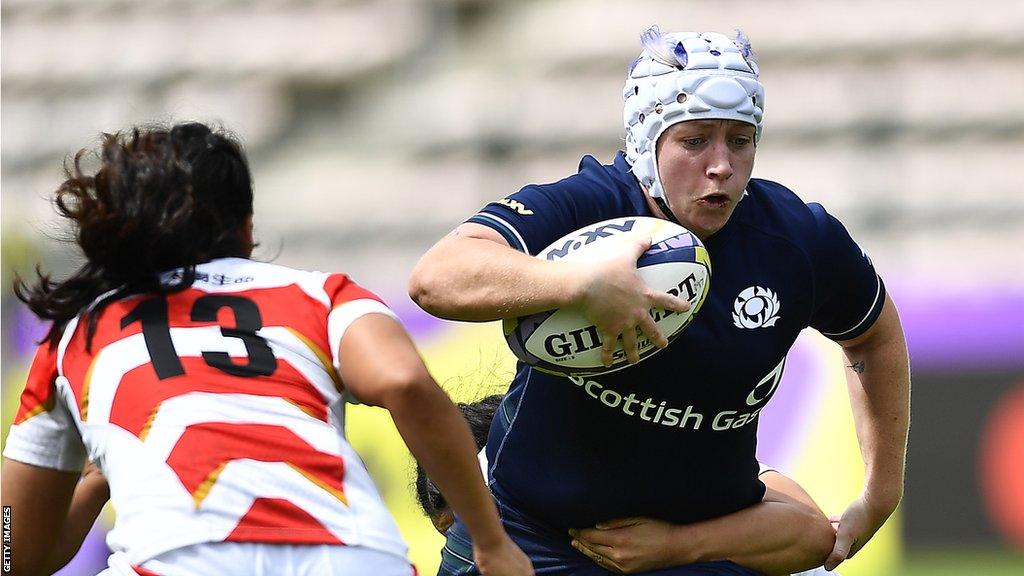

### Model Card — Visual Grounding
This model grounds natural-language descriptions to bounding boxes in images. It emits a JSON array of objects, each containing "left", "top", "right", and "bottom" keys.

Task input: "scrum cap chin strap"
[{"left": 653, "top": 195, "right": 681, "bottom": 225}]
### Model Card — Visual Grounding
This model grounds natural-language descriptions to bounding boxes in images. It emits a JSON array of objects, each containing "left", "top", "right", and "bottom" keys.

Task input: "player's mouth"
[{"left": 697, "top": 193, "right": 731, "bottom": 209}]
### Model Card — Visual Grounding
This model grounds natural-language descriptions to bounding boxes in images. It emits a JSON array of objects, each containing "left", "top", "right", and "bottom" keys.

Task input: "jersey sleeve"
[
  {"left": 466, "top": 155, "right": 637, "bottom": 255},
  {"left": 807, "top": 204, "right": 887, "bottom": 341},
  {"left": 323, "top": 274, "right": 400, "bottom": 375},
  {"left": 2, "top": 343, "right": 87, "bottom": 472},
  {"left": 466, "top": 184, "right": 581, "bottom": 256}
]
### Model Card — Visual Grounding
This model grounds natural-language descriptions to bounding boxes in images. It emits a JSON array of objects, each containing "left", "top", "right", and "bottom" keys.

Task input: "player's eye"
[{"left": 682, "top": 137, "right": 705, "bottom": 147}]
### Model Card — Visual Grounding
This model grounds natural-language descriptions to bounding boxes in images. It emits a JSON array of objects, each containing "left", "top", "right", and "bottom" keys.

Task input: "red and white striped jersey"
[{"left": 4, "top": 258, "right": 409, "bottom": 566}]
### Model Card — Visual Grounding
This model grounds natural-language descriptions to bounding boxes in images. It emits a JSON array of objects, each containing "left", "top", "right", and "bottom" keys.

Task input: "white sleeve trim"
[
  {"left": 757, "top": 462, "right": 777, "bottom": 476},
  {"left": 477, "top": 448, "right": 490, "bottom": 482},
  {"left": 56, "top": 314, "right": 81, "bottom": 380},
  {"left": 3, "top": 420, "right": 86, "bottom": 472},
  {"left": 821, "top": 274, "right": 884, "bottom": 339},
  {"left": 472, "top": 212, "right": 530, "bottom": 253},
  {"left": 327, "top": 299, "right": 400, "bottom": 374}
]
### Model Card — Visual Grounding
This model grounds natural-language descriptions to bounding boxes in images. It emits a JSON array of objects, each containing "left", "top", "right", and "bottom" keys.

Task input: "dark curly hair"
[
  {"left": 415, "top": 394, "right": 504, "bottom": 523},
  {"left": 15, "top": 122, "right": 254, "bottom": 349}
]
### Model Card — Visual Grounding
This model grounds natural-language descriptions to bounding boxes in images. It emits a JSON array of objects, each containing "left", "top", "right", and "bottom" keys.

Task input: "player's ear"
[{"left": 431, "top": 508, "right": 454, "bottom": 534}]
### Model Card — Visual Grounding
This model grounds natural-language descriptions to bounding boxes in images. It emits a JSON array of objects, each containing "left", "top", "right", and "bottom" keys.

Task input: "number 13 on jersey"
[{"left": 121, "top": 294, "right": 278, "bottom": 380}]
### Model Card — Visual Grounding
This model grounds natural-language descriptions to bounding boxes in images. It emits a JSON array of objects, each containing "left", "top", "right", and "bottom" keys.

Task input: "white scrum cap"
[{"left": 623, "top": 28, "right": 765, "bottom": 200}]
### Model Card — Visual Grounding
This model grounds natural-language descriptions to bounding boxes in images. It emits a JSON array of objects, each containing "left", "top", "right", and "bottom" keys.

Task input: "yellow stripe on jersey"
[
  {"left": 138, "top": 403, "right": 162, "bottom": 442},
  {"left": 18, "top": 403, "right": 49, "bottom": 423},
  {"left": 283, "top": 398, "right": 322, "bottom": 421},
  {"left": 80, "top": 356, "right": 100, "bottom": 421},
  {"left": 193, "top": 461, "right": 228, "bottom": 509},
  {"left": 288, "top": 463, "right": 349, "bottom": 506},
  {"left": 285, "top": 327, "right": 342, "bottom": 388}
]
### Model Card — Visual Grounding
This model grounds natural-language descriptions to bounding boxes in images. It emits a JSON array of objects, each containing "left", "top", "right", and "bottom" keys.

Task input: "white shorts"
[{"left": 100, "top": 542, "right": 415, "bottom": 576}]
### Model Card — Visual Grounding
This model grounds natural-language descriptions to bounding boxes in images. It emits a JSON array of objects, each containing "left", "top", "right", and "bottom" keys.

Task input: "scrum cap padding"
[{"left": 623, "top": 29, "right": 765, "bottom": 199}]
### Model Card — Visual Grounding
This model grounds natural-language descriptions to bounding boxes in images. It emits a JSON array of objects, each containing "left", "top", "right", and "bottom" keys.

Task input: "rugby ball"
[{"left": 503, "top": 216, "right": 711, "bottom": 376}]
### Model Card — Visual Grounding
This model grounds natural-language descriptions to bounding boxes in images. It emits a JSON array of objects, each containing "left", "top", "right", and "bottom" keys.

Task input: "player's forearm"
[
  {"left": 841, "top": 298, "right": 910, "bottom": 512},
  {"left": 409, "top": 233, "right": 577, "bottom": 321},
  {"left": 1, "top": 459, "right": 80, "bottom": 576},
  {"left": 44, "top": 471, "right": 110, "bottom": 574},
  {"left": 385, "top": 380, "right": 507, "bottom": 548},
  {"left": 673, "top": 495, "right": 835, "bottom": 575}
]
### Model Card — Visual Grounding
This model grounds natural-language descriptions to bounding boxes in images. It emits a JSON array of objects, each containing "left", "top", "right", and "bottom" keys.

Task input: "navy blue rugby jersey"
[{"left": 467, "top": 152, "right": 886, "bottom": 530}]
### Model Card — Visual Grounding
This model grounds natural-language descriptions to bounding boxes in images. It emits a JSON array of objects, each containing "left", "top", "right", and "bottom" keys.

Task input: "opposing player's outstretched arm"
[
  {"left": 570, "top": 471, "right": 835, "bottom": 575},
  {"left": 826, "top": 294, "right": 910, "bottom": 570},
  {"left": 409, "top": 223, "right": 689, "bottom": 365},
  {"left": 337, "top": 313, "right": 533, "bottom": 576}
]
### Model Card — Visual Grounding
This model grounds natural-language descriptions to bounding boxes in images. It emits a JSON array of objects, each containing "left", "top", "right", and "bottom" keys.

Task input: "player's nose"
[{"left": 705, "top": 139, "right": 734, "bottom": 181}]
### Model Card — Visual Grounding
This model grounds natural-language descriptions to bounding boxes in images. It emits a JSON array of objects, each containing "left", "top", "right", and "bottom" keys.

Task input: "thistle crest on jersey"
[
  {"left": 623, "top": 28, "right": 765, "bottom": 201},
  {"left": 732, "top": 286, "right": 781, "bottom": 329}
]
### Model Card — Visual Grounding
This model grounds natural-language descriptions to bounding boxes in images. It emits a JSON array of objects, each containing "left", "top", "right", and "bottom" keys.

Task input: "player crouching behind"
[{"left": 415, "top": 395, "right": 836, "bottom": 576}]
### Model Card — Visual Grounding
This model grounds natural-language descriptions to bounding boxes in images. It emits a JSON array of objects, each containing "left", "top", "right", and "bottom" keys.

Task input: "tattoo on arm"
[{"left": 849, "top": 360, "right": 865, "bottom": 374}]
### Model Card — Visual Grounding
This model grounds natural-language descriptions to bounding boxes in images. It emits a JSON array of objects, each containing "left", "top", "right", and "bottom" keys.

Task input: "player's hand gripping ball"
[{"left": 504, "top": 216, "right": 711, "bottom": 376}]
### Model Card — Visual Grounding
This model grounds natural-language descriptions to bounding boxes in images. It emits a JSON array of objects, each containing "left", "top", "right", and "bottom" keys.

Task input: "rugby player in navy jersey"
[{"left": 409, "top": 28, "right": 910, "bottom": 576}]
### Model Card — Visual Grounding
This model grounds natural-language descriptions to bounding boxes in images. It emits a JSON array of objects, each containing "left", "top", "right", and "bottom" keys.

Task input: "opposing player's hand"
[
  {"left": 474, "top": 535, "right": 535, "bottom": 576},
  {"left": 569, "top": 517, "right": 679, "bottom": 574},
  {"left": 81, "top": 460, "right": 110, "bottom": 501},
  {"left": 824, "top": 494, "right": 896, "bottom": 571},
  {"left": 574, "top": 235, "right": 690, "bottom": 367},
  {"left": 82, "top": 460, "right": 104, "bottom": 480}
]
